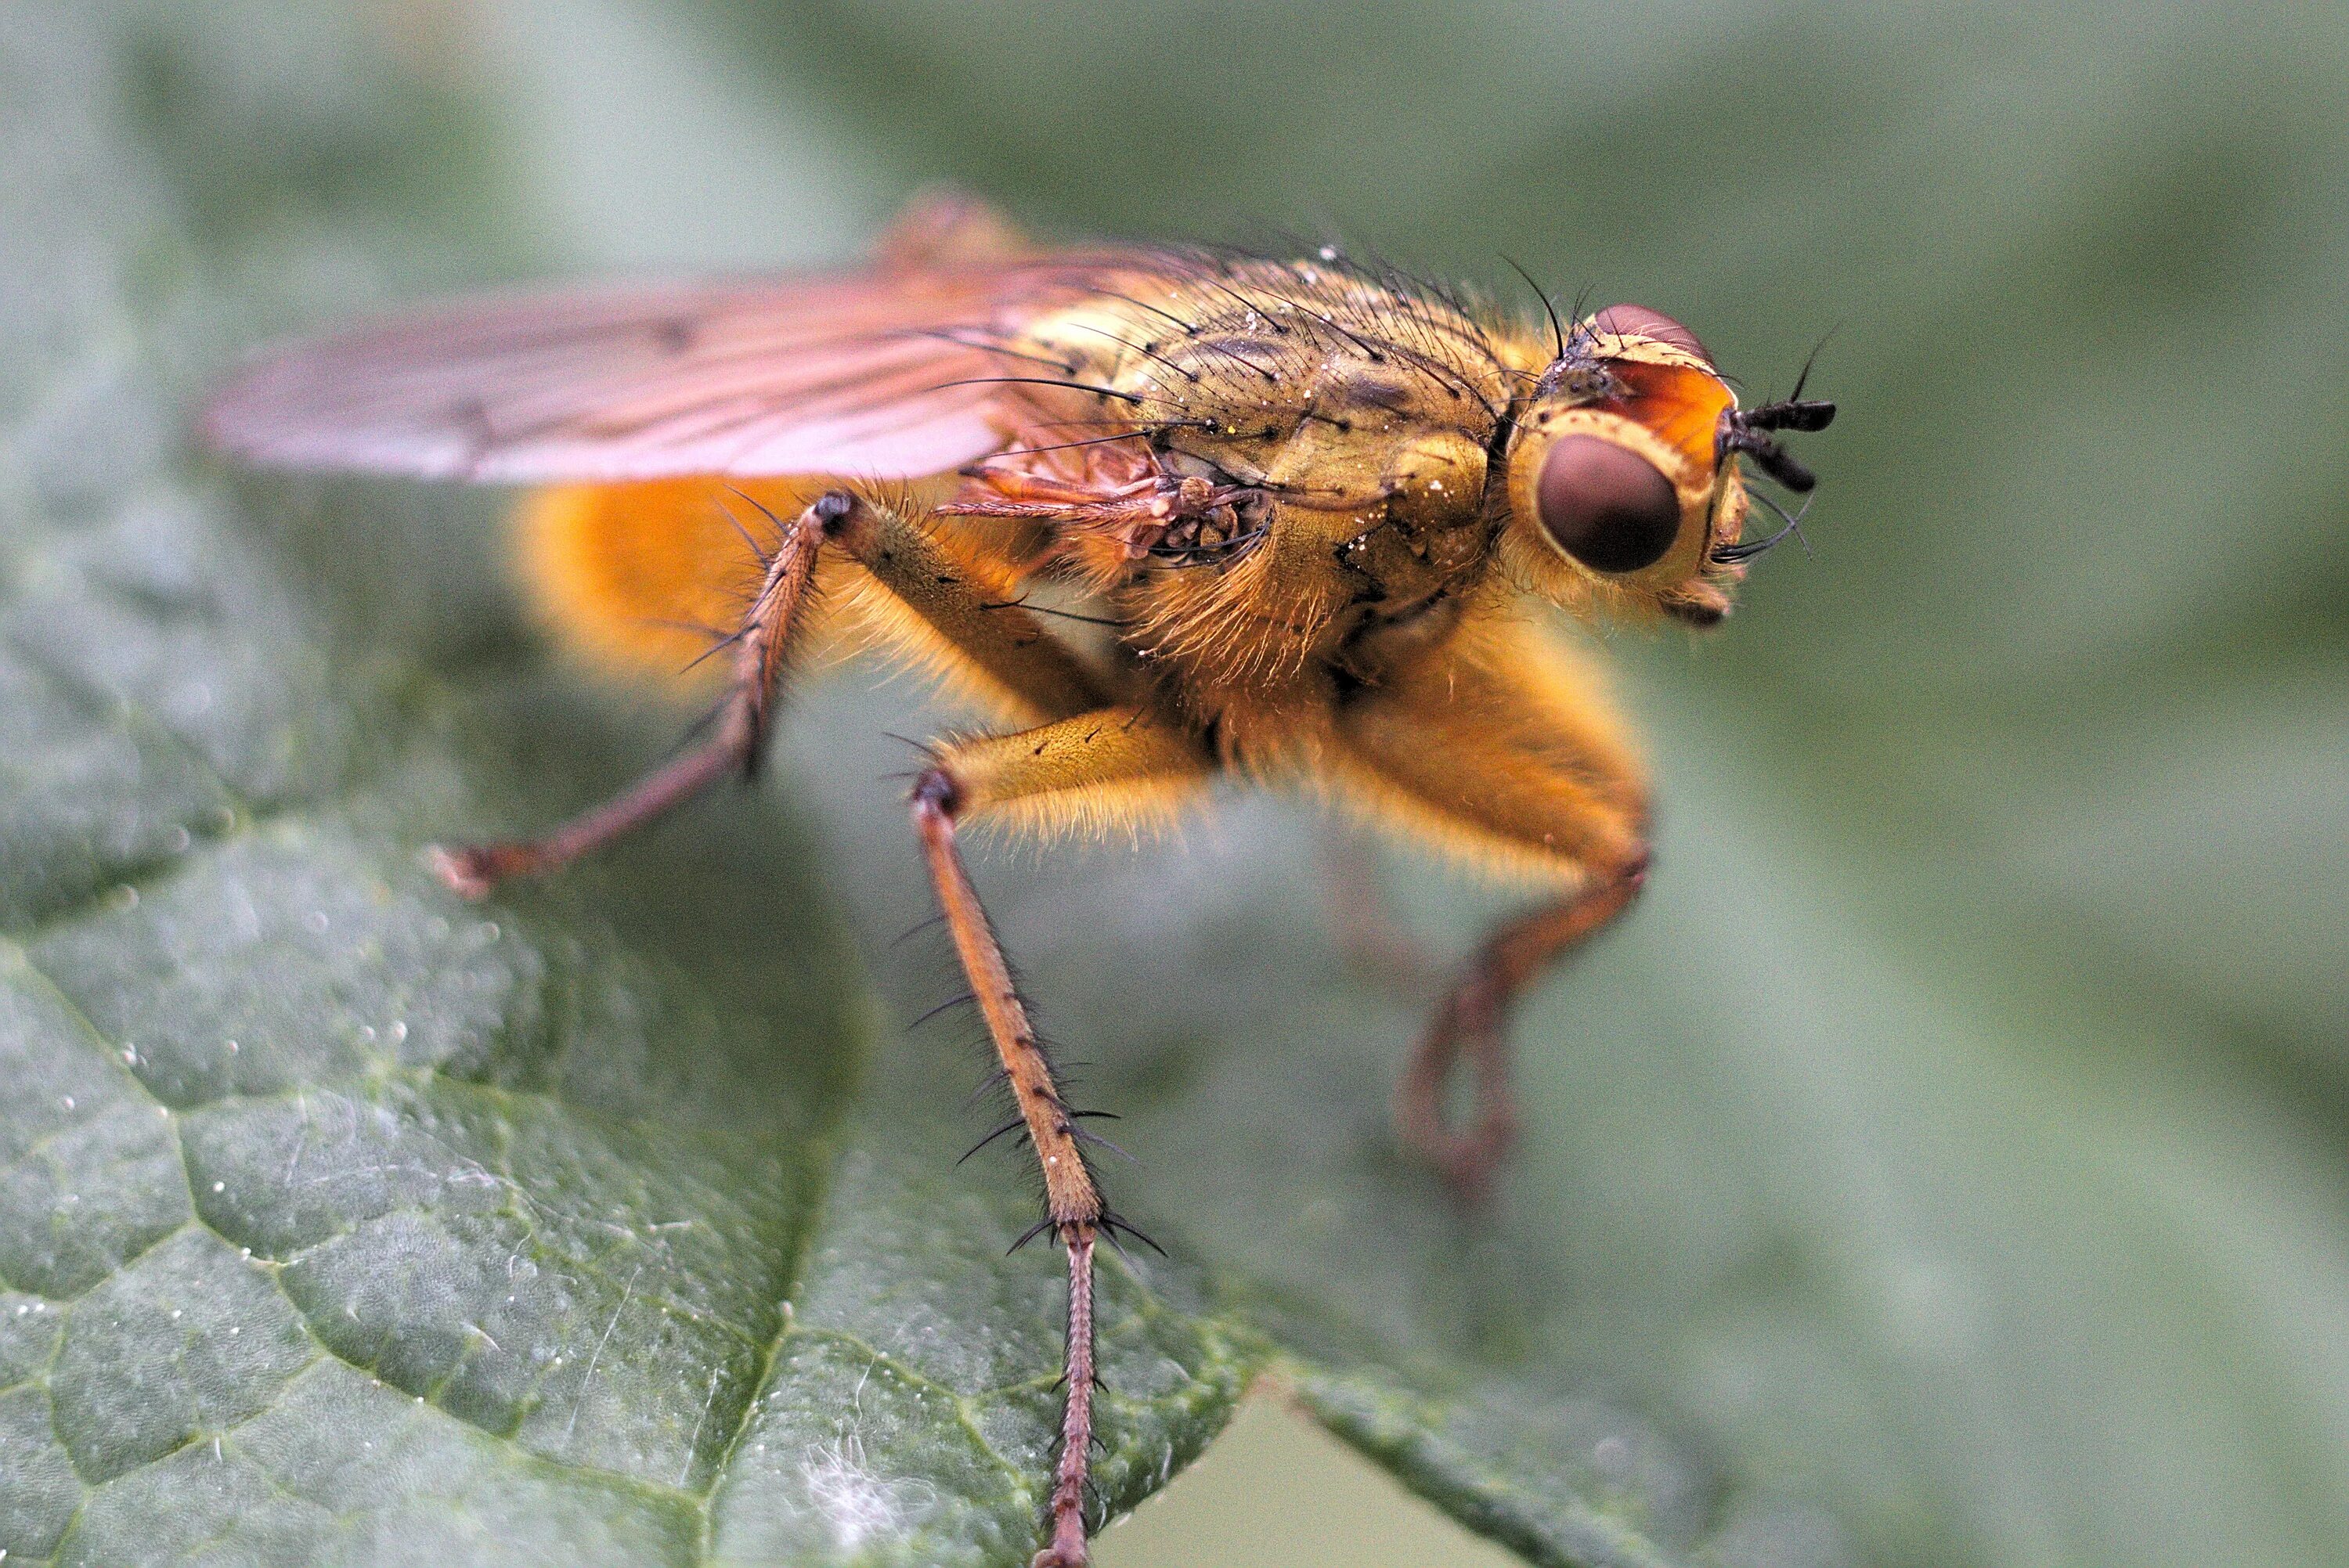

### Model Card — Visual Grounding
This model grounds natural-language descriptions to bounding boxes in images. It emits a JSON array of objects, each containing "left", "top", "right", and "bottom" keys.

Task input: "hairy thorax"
[{"left": 947, "top": 258, "right": 1520, "bottom": 752}]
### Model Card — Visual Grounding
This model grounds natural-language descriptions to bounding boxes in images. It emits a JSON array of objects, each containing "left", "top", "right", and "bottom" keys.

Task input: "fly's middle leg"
[{"left": 430, "top": 489, "right": 846, "bottom": 895}]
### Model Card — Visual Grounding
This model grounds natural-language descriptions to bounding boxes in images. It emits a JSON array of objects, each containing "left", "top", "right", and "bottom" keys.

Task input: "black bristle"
[
  {"left": 897, "top": 990, "right": 972, "bottom": 1028},
  {"left": 957, "top": 1116, "right": 1029, "bottom": 1166}
]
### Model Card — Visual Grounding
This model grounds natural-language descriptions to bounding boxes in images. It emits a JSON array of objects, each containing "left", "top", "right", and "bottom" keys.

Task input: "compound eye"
[
  {"left": 1589, "top": 303, "right": 1712, "bottom": 366},
  {"left": 1536, "top": 435, "right": 1681, "bottom": 573}
]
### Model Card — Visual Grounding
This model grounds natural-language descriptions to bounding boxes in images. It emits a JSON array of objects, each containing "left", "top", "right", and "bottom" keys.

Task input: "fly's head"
[{"left": 1500, "top": 305, "right": 1835, "bottom": 626}]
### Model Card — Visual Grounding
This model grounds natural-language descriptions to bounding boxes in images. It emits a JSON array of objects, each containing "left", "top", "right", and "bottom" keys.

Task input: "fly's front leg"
[
  {"left": 1330, "top": 611, "right": 1651, "bottom": 1200},
  {"left": 907, "top": 708, "right": 1211, "bottom": 1568},
  {"left": 1400, "top": 861, "right": 1645, "bottom": 1198},
  {"left": 431, "top": 489, "right": 846, "bottom": 895}
]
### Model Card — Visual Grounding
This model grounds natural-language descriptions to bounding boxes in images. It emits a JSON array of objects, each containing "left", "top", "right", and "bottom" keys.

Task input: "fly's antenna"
[{"left": 1716, "top": 344, "right": 1838, "bottom": 493}]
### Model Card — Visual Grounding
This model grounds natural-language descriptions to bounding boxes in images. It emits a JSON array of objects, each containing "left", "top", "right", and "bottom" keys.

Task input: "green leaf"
[{"left": 11, "top": 2, "right": 2349, "bottom": 1567}]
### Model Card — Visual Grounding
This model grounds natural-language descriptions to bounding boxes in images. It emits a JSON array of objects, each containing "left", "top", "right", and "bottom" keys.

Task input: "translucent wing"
[{"left": 204, "top": 257, "right": 1123, "bottom": 484}]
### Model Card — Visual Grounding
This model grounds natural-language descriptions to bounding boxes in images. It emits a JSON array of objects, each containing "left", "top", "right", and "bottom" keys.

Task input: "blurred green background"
[{"left": 7, "top": 2, "right": 2348, "bottom": 1566}]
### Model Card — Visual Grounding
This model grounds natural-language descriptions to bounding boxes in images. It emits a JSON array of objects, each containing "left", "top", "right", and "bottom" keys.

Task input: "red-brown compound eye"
[
  {"left": 1536, "top": 434, "right": 1681, "bottom": 573},
  {"left": 1589, "top": 303, "right": 1712, "bottom": 366}
]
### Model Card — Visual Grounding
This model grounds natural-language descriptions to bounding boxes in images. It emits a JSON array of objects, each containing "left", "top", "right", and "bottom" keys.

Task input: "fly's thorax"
[
  {"left": 1019, "top": 263, "right": 1509, "bottom": 498},
  {"left": 1016, "top": 263, "right": 1523, "bottom": 695},
  {"left": 1125, "top": 344, "right": 1500, "bottom": 615},
  {"left": 1102, "top": 422, "right": 1492, "bottom": 708},
  {"left": 1131, "top": 346, "right": 1500, "bottom": 687},
  {"left": 1140, "top": 348, "right": 1496, "bottom": 503}
]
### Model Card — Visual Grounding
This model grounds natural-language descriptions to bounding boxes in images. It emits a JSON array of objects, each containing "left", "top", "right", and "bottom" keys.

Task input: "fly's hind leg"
[
  {"left": 1331, "top": 615, "right": 1651, "bottom": 1201},
  {"left": 430, "top": 489, "right": 841, "bottom": 894},
  {"left": 432, "top": 488, "right": 1108, "bottom": 895},
  {"left": 907, "top": 708, "right": 1211, "bottom": 1568}
]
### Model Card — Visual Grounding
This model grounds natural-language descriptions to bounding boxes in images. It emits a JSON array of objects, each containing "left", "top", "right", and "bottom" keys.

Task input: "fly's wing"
[{"left": 204, "top": 255, "right": 1127, "bottom": 484}]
